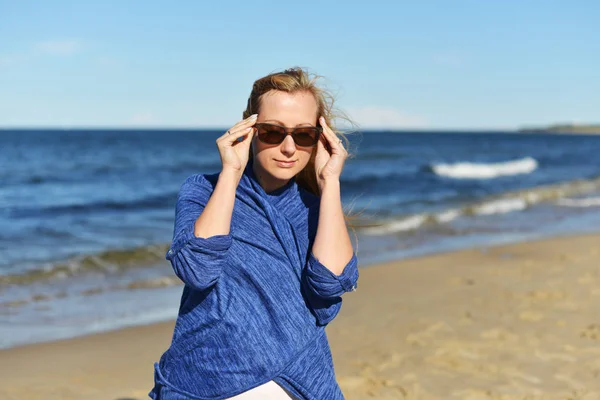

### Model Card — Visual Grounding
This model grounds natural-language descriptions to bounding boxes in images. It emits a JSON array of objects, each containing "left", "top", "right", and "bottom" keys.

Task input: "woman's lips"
[{"left": 275, "top": 159, "right": 296, "bottom": 168}]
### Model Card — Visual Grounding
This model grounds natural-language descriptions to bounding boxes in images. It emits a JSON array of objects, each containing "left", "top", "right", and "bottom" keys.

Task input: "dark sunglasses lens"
[
  {"left": 257, "top": 126, "right": 286, "bottom": 144},
  {"left": 293, "top": 128, "right": 319, "bottom": 146}
]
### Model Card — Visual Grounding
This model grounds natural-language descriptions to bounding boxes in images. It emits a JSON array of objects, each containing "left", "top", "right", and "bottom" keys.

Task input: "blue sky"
[{"left": 0, "top": 1, "right": 598, "bottom": 130}]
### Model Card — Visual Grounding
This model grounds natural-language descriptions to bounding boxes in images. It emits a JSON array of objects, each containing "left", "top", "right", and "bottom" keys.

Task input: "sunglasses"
[{"left": 254, "top": 123, "right": 322, "bottom": 147}]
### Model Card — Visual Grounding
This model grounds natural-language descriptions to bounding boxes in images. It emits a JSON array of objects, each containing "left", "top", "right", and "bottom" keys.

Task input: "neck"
[{"left": 252, "top": 162, "right": 290, "bottom": 194}]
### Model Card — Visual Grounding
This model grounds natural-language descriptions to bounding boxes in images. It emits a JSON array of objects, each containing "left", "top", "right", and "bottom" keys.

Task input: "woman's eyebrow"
[{"left": 263, "top": 119, "right": 314, "bottom": 127}]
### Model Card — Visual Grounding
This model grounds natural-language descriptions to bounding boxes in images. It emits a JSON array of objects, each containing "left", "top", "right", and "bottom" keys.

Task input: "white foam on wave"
[
  {"left": 359, "top": 176, "right": 600, "bottom": 236},
  {"left": 474, "top": 198, "right": 528, "bottom": 215},
  {"left": 363, "top": 215, "right": 427, "bottom": 235},
  {"left": 435, "top": 209, "right": 462, "bottom": 223},
  {"left": 361, "top": 209, "right": 462, "bottom": 235},
  {"left": 362, "top": 199, "right": 528, "bottom": 236},
  {"left": 556, "top": 197, "right": 600, "bottom": 207},
  {"left": 432, "top": 157, "right": 538, "bottom": 179},
  {"left": 362, "top": 199, "right": 528, "bottom": 235}
]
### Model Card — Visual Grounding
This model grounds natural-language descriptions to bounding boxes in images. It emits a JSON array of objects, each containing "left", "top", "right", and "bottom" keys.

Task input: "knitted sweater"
[{"left": 149, "top": 163, "right": 359, "bottom": 400}]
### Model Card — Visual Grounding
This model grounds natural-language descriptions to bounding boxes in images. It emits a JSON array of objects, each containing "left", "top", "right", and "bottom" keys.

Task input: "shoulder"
[
  {"left": 181, "top": 172, "right": 219, "bottom": 187},
  {"left": 178, "top": 172, "right": 221, "bottom": 199}
]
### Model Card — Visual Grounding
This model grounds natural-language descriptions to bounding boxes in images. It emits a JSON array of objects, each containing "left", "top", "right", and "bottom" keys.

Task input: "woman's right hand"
[{"left": 216, "top": 114, "right": 257, "bottom": 178}]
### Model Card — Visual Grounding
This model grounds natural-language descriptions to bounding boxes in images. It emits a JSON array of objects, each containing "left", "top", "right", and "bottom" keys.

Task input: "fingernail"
[{"left": 250, "top": 114, "right": 258, "bottom": 119}]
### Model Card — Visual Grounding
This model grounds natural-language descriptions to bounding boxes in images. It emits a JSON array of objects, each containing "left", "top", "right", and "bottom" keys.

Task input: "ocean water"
[{"left": 2, "top": 129, "right": 600, "bottom": 348}]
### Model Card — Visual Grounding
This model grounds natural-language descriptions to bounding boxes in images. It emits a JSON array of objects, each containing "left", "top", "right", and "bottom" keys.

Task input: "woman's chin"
[{"left": 266, "top": 165, "right": 302, "bottom": 181}]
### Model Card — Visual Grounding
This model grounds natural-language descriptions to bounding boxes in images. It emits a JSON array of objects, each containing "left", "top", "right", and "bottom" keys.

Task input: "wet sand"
[{"left": 1, "top": 234, "right": 599, "bottom": 400}]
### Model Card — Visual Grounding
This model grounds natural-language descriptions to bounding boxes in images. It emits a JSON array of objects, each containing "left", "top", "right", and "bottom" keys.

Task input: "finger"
[
  {"left": 323, "top": 123, "right": 346, "bottom": 152},
  {"left": 218, "top": 115, "right": 257, "bottom": 140},
  {"left": 228, "top": 114, "right": 258, "bottom": 132},
  {"left": 317, "top": 135, "right": 327, "bottom": 153},
  {"left": 231, "top": 114, "right": 258, "bottom": 131},
  {"left": 218, "top": 115, "right": 258, "bottom": 140},
  {"left": 318, "top": 134, "right": 332, "bottom": 153},
  {"left": 218, "top": 126, "right": 253, "bottom": 144},
  {"left": 319, "top": 117, "right": 338, "bottom": 142},
  {"left": 319, "top": 117, "right": 344, "bottom": 152},
  {"left": 234, "top": 127, "right": 255, "bottom": 144}
]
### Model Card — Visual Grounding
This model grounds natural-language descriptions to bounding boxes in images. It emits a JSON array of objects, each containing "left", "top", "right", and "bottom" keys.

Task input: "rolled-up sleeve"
[
  {"left": 166, "top": 174, "right": 233, "bottom": 291},
  {"left": 303, "top": 252, "right": 359, "bottom": 326}
]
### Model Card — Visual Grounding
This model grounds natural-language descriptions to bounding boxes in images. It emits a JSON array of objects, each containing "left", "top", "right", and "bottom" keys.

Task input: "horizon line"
[{"left": 0, "top": 125, "right": 520, "bottom": 133}]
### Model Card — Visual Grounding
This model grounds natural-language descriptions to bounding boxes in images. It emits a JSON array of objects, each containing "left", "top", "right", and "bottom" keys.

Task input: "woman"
[{"left": 150, "top": 67, "right": 359, "bottom": 400}]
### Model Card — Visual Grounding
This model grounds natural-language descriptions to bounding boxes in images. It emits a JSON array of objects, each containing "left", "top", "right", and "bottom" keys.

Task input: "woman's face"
[{"left": 252, "top": 90, "right": 318, "bottom": 193}]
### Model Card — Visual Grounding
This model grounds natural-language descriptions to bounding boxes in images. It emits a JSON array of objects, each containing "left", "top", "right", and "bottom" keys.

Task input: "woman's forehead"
[{"left": 259, "top": 91, "right": 318, "bottom": 125}]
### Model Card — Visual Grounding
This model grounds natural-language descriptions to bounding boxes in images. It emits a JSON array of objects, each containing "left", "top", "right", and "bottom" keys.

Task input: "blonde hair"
[{"left": 242, "top": 66, "right": 356, "bottom": 198}]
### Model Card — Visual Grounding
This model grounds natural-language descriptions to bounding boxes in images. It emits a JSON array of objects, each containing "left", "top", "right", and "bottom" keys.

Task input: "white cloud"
[
  {"left": 35, "top": 39, "right": 82, "bottom": 55},
  {"left": 346, "top": 106, "right": 428, "bottom": 129}
]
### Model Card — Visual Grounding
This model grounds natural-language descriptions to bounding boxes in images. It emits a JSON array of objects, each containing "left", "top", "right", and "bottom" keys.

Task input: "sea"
[{"left": 2, "top": 129, "right": 600, "bottom": 349}]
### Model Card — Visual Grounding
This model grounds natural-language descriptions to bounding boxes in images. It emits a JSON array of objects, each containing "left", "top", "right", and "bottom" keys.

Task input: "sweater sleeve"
[
  {"left": 303, "top": 252, "right": 359, "bottom": 326},
  {"left": 165, "top": 174, "right": 233, "bottom": 291}
]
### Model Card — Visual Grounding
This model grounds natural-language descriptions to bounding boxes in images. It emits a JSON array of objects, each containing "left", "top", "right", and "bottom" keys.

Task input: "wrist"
[
  {"left": 219, "top": 168, "right": 242, "bottom": 186},
  {"left": 318, "top": 177, "right": 340, "bottom": 191}
]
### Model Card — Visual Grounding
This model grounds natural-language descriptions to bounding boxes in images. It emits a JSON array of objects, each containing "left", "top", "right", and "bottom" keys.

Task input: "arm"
[
  {"left": 167, "top": 114, "right": 256, "bottom": 290},
  {"left": 193, "top": 169, "right": 240, "bottom": 238},
  {"left": 303, "top": 181, "right": 359, "bottom": 326},
  {"left": 311, "top": 180, "right": 354, "bottom": 275},
  {"left": 166, "top": 170, "right": 239, "bottom": 291},
  {"left": 302, "top": 116, "right": 359, "bottom": 326}
]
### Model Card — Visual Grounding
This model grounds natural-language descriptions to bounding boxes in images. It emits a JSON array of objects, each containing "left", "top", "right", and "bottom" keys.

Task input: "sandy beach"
[{"left": 1, "top": 234, "right": 599, "bottom": 400}]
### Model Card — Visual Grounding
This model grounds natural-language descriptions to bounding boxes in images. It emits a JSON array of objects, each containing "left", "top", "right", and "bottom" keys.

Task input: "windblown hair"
[{"left": 242, "top": 66, "right": 356, "bottom": 198}]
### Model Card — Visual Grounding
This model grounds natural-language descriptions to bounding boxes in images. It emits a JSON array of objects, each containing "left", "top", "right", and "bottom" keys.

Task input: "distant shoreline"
[{"left": 519, "top": 124, "right": 600, "bottom": 134}]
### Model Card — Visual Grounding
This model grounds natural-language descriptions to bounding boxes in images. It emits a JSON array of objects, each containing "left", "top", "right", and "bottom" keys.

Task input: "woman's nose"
[{"left": 280, "top": 135, "right": 296, "bottom": 155}]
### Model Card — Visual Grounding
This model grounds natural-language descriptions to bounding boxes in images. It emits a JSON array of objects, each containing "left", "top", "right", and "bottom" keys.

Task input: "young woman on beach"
[{"left": 149, "top": 67, "right": 359, "bottom": 400}]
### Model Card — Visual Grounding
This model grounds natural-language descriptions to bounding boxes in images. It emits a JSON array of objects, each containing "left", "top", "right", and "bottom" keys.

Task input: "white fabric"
[{"left": 226, "top": 380, "right": 296, "bottom": 399}]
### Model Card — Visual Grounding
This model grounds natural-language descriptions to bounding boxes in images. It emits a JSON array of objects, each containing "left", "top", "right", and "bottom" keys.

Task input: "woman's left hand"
[{"left": 314, "top": 116, "right": 348, "bottom": 189}]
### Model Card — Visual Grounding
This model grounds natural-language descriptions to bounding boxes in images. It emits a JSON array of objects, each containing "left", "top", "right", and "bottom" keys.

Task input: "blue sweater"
[{"left": 149, "top": 163, "right": 359, "bottom": 400}]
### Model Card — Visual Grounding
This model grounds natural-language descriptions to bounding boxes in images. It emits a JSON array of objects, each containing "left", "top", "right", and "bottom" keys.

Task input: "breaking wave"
[
  {"left": 432, "top": 157, "right": 538, "bottom": 179},
  {"left": 0, "top": 243, "right": 170, "bottom": 286},
  {"left": 361, "top": 176, "right": 600, "bottom": 235}
]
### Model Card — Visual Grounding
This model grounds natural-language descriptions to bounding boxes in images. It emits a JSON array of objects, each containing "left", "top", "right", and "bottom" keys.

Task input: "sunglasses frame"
[{"left": 253, "top": 123, "right": 323, "bottom": 147}]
